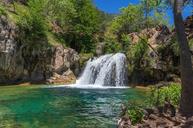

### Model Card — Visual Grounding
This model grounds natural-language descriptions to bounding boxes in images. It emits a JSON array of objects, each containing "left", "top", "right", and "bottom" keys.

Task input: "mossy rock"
[{"left": 79, "top": 53, "right": 93, "bottom": 68}]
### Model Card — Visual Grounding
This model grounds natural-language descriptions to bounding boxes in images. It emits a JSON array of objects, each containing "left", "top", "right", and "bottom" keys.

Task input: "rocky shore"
[{"left": 118, "top": 105, "right": 193, "bottom": 128}]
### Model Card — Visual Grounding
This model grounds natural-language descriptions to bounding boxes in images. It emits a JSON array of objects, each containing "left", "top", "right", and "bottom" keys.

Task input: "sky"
[{"left": 93, "top": 0, "right": 193, "bottom": 25}]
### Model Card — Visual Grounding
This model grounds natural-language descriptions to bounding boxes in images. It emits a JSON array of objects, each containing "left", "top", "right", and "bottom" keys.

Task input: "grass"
[{"left": 46, "top": 32, "right": 66, "bottom": 46}]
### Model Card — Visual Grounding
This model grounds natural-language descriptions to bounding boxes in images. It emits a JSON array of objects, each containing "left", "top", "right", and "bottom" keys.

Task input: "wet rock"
[
  {"left": 96, "top": 42, "right": 105, "bottom": 57},
  {"left": 118, "top": 116, "right": 132, "bottom": 128}
]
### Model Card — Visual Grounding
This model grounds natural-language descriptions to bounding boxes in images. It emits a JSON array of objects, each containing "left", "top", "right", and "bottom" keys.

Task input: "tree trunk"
[{"left": 173, "top": 0, "right": 193, "bottom": 117}]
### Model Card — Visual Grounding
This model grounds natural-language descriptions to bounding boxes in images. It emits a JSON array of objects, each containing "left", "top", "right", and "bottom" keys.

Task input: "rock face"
[
  {"left": 0, "top": 15, "right": 79, "bottom": 85},
  {"left": 47, "top": 47, "right": 80, "bottom": 84},
  {"left": 127, "top": 14, "right": 193, "bottom": 85},
  {"left": 0, "top": 15, "right": 22, "bottom": 84},
  {"left": 128, "top": 25, "right": 175, "bottom": 85},
  {"left": 129, "top": 25, "right": 171, "bottom": 47},
  {"left": 96, "top": 42, "right": 105, "bottom": 56}
]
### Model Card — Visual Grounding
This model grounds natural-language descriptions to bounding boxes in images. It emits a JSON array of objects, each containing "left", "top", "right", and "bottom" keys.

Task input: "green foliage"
[
  {"left": 169, "top": 38, "right": 193, "bottom": 57},
  {"left": 141, "top": 0, "right": 168, "bottom": 25},
  {"left": 46, "top": 0, "right": 101, "bottom": 53},
  {"left": 170, "top": 37, "right": 180, "bottom": 56},
  {"left": 189, "top": 39, "right": 193, "bottom": 49},
  {"left": 17, "top": 0, "right": 48, "bottom": 44},
  {"left": 103, "top": 5, "right": 145, "bottom": 54},
  {"left": 127, "top": 38, "right": 149, "bottom": 71},
  {"left": 79, "top": 53, "right": 93, "bottom": 67},
  {"left": 0, "top": 4, "right": 6, "bottom": 15},
  {"left": 121, "top": 34, "right": 131, "bottom": 52},
  {"left": 47, "top": 0, "right": 76, "bottom": 27},
  {"left": 104, "top": 40, "right": 122, "bottom": 53},
  {"left": 126, "top": 83, "right": 181, "bottom": 125},
  {"left": 146, "top": 83, "right": 181, "bottom": 107},
  {"left": 103, "top": 2, "right": 167, "bottom": 54},
  {"left": 108, "top": 5, "right": 144, "bottom": 35},
  {"left": 127, "top": 106, "right": 144, "bottom": 125}
]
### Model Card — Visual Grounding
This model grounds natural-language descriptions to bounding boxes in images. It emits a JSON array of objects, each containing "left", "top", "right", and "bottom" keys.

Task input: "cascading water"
[{"left": 76, "top": 53, "right": 128, "bottom": 87}]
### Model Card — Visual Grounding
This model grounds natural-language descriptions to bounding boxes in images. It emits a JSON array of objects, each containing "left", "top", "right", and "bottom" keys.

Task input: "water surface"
[{"left": 0, "top": 85, "right": 147, "bottom": 128}]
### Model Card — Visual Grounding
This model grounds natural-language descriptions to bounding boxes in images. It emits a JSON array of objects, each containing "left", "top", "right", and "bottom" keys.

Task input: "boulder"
[
  {"left": 47, "top": 69, "right": 76, "bottom": 85},
  {"left": 96, "top": 42, "right": 105, "bottom": 56},
  {"left": 127, "top": 24, "right": 183, "bottom": 85},
  {"left": 52, "top": 46, "right": 80, "bottom": 76}
]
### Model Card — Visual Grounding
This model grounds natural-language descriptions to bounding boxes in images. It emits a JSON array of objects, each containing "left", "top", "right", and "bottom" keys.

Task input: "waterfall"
[{"left": 76, "top": 53, "right": 128, "bottom": 86}]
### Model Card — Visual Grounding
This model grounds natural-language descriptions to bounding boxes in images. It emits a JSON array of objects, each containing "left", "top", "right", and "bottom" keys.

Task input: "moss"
[
  {"left": 0, "top": 3, "right": 28, "bottom": 23},
  {"left": 189, "top": 39, "right": 193, "bottom": 48},
  {"left": 79, "top": 53, "right": 93, "bottom": 67},
  {"left": 0, "top": 4, "right": 6, "bottom": 16},
  {"left": 46, "top": 32, "right": 66, "bottom": 46}
]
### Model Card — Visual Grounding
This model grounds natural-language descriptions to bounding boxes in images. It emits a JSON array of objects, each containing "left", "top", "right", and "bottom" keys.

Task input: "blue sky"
[{"left": 93, "top": 0, "right": 193, "bottom": 24}]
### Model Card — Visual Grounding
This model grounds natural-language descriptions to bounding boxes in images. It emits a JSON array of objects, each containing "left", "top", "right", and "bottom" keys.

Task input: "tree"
[
  {"left": 47, "top": 0, "right": 101, "bottom": 53},
  {"left": 172, "top": 0, "right": 193, "bottom": 117},
  {"left": 17, "top": 0, "right": 48, "bottom": 44},
  {"left": 104, "top": 2, "right": 168, "bottom": 55},
  {"left": 141, "top": 0, "right": 168, "bottom": 28}
]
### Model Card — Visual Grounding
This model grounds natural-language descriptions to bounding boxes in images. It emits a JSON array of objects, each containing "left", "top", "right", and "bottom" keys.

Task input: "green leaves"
[
  {"left": 0, "top": 4, "right": 6, "bottom": 16},
  {"left": 127, "top": 106, "right": 144, "bottom": 125},
  {"left": 17, "top": 0, "right": 48, "bottom": 44},
  {"left": 146, "top": 83, "right": 181, "bottom": 107},
  {"left": 46, "top": 0, "right": 101, "bottom": 52},
  {"left": 109, "top": 4, "right": 144, "bottom": 34}
]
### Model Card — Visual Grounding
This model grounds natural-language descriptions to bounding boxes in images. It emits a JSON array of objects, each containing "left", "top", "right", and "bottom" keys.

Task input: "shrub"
[
  {"left": 17, "top": 0, "right": 47, "bottom": 44},
  {"left": 0, "top": 4, "right": 6, "bottom": 15},
  {"left": 126, "top": 83, "right": 181, "bottom": 125},
  {"left": 127, "top": 106, "right": 144, "bottom": 125},
  {"left": 145, "top": 83, "right": 181, "bottom": 107},
  {"left": 127, "top": 37, "right": 149, "bottom": 73}
]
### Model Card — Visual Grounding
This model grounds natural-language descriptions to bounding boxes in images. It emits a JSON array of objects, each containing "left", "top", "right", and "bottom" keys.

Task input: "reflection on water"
[{"left": 0, "top": 86, "right": 147, "bottom": 128}]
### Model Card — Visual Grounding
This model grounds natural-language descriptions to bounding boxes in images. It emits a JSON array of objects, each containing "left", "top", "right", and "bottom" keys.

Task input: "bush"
[
  {"left": 0, "top": 4, "right": 6, "bottom": 15},
  {"left": 146, "top": 83, "right": 181, "bottom": 107},
  {"left": 127, "top": 37, "right": 149, "bottom": 73},
  {"left": 17, "top": 0, "right": 47, "bottom": 44},
  {"left": 125, "top": 83, "right": 181, "bottom": 125},
  {"left": 127, "top": 106, "right": 144, "bottom": 125},
  {"left": 104, "top": 41, "right": 122, "bottom": 53}
]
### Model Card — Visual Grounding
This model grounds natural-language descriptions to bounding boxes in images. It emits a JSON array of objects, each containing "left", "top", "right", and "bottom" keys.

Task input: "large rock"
[
  {"left": 96, "top": 42, "right": 105, "bottom": 56},
  {"left": 129, "top": 25, "right": 171, "bottom": 47},
  {"left": 127, "top": 23, "right": 190, "bottom": 85},
  {"left": 0, "top": 16, "right": 80, "bottom": 85},
  {"left": 47, "top": 69, "right": 76, "bottom": 85},
  {"left": 52, "top": 46, "right": 80, "bottom": 76},
  {"left": 127, "top": 15, "right": 193, "bottom": 85},
  {"left": 0, "top": 15, "right": 23, "bottom": 84}
]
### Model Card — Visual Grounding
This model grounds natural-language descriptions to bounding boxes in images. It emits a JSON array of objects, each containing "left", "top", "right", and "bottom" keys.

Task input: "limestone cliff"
[{"left": 0, "top": 15, "right": 80, "bottom": 85}]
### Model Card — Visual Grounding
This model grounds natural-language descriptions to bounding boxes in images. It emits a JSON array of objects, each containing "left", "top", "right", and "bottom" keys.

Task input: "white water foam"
[
  {"left": 47, "top": 53, "right": 129, "bottom": 89},
  {"left": 77, "top": 53, "right": 128, "bottom": 87},
  {"left": 49, "top": 84, "right": 129, "bottom": 89}
]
